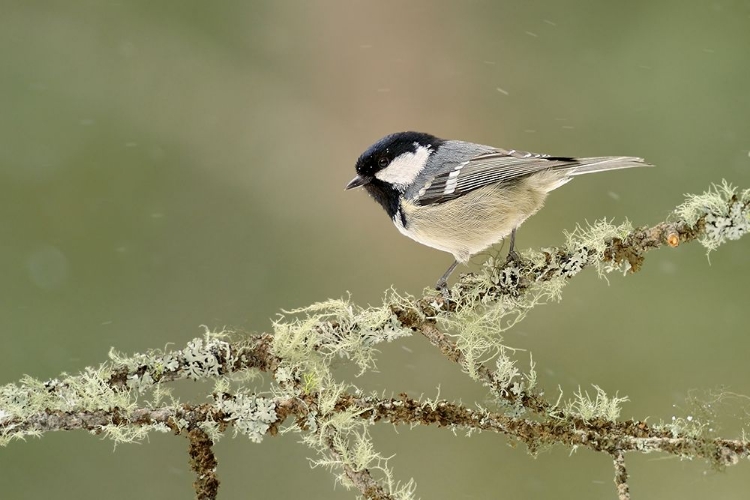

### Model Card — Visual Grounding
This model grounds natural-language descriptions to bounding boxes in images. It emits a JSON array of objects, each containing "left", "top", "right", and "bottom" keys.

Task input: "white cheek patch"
[{"left": 374, "top": 144, "right": 431, "bottom": 187}]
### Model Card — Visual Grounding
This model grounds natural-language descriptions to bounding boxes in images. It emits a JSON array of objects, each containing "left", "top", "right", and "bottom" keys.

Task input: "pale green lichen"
[
  {"left": 271, "top": 295, "right": 413, "bottom": 385},
  {"left": 197, "top": 420, "right": 223, "bottom": 443},
  {"left": 215, "top": 392, "right": 277, "bottom": 443},
  {"left": 0, "top": 368, "right": 135, "bottom": 427},
  {"left": 494, "top": 348, "right": 537, "bottom": 398},
  {"left": 440, "top": 256, "right": 566, "bottom": 381},
  {"left": 294, "top": 375, "right": 417, "bottom": 499},
  {"left": 494, "top": 346, "right": 522, "bottom": 387},
  {"left": 308, "top": 424, "right": 417, "bottom": 500},
  {"left": 675, "top": 180, "right": 750, "bottom": 253},
  {"left": 436, "top": 216, "right": 662, "bottom": 390},
  {"left": 108, "top": 329, "right": 237, "bottom": 391},
  {"left": 564, "top": 219, "right": 635, "bottom": 276},
  {"left": 2, "top": 181, "right": 749, "bottom": 498},
  {"left": 0, "top": 330, "right": 248, "bottom": 446},
  {"left": 182, "top": 336, "right": 232, "bottom": 379},
  {"left": 675, "top": 180, "right": 744, "bottom": 225},
  {"left": 653, "top": 388, "right": 750, "bottom": 443},
  {"left": 101, "top": 422, "right": 171, "bottom": 447},
  {"left": 563, "top": 385, "right": 629, "bottom": 421},
  {"left": 317, "top": 380, "right": 351, "bottom": 418},
  {"left": 657, "top": 414, "right": 709, "bottom": 440},
  {"left": 0, "top": 365, "right": 169, "bottom": 446}
]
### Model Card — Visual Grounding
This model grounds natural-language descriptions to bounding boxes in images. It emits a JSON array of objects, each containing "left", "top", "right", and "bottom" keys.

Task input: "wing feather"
[{"left": 416, "top": 149, "right": 577, "bottom": 205}]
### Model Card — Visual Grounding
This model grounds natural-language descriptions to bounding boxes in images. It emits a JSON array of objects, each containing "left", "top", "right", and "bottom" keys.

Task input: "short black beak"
[{"left": 345, "top": 175, "right": 371, "bottom": 190}]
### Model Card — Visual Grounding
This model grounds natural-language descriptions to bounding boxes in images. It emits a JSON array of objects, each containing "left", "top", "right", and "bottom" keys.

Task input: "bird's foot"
[
  {"left": 435, "top": 279, "right": 451, "bottom": 301},
  {"left": 505, "top": 249, "right": 522, "bottom": 267}
]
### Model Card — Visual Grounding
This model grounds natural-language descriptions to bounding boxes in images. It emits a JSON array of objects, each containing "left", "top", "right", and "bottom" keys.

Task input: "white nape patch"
[{"left": 374, "top": 144, "right": 431, "bottom": 187}]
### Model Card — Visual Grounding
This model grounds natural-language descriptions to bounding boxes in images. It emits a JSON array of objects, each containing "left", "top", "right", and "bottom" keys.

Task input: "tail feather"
[{"left": 568, "top": 156, "right": 653, "bottom": 176}]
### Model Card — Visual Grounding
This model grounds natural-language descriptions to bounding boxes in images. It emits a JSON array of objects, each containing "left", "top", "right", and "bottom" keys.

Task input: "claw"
[
  {"left": 435, "top": 280, "right": 450, "bottom": 301},
  {"left": 435, "top": 260, "right": 459, "bottom": 295},
  {"left": 505, "top": 249, "right": 521, "bottom": 266},
  {"left": 505, "top": 228, "right": 521, "bottom": 265}
]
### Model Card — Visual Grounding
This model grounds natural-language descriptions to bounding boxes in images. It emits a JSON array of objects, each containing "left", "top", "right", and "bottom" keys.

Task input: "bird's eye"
[{"left": 377, "top": 157, "right": 389, "bottom": 168}]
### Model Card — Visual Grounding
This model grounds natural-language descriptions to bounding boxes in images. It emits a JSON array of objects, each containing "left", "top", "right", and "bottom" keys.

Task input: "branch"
[
  {"left": 1, "top": 181, "right": 748, "bottom": 500},
  {"left": 6, "top": 394, "right": 749, "bottom": 465},
  {"left": 612, "top": 452, "right": 630, "bottom": 500},
  {"left": 322, "top": 433, "right": 395, "bottom": 500},
  {"left": 188, "top": 428, "right": 219, "bottom": 500}
]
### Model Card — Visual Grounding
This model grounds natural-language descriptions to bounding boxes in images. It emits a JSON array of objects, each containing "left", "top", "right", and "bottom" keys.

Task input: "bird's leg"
[
  {"left": 435, "top": 260, "right": 459, "bottom": 298},
  {"left": 506, "top": 228, "right": 521, "bottom": 265}
]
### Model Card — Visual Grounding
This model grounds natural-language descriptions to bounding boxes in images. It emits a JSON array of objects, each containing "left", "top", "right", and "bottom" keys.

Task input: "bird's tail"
[{"left": 567, "top": 156, "right": 653, "bottom": 176}]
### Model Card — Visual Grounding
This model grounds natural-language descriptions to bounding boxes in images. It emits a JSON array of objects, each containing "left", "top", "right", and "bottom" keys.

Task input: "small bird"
[{"left": 346, "top": 131, "right": 651, "bottom": 291}]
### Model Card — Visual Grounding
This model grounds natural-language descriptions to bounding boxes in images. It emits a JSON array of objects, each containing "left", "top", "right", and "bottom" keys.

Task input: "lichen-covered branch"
[
  {"left": 321, "top": 433, "right": 396, "bottom": 500},
  {"left": 612, "top": 452, "right": 630, "bottom": 500},
  {"left": 188, "top": 427, "right": 220, "bottom": 500},
  {"left": 1, "top": 181, "right": 748, "bottom": 500},
  {"left": 4, "top": 393, "right": 749, "bottom": 468}
]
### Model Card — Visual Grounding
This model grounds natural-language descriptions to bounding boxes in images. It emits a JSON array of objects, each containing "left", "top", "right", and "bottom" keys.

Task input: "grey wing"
[{"left": 415, "top": 149, "right": 577, "bottom": 206}]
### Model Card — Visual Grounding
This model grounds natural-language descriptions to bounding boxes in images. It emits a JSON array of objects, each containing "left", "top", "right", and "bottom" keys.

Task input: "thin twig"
[
  {"left": 413, "top": 320, "right": 553, "bottom": 415},
  {"left": 188, "top": 427, "right": 219, "bottom": 500},
  {"left": 612, "top": 452, "right": 631, "bottom": 500},
  {"left": 322, "top": 434, "right": 395, "bottom": 500}
]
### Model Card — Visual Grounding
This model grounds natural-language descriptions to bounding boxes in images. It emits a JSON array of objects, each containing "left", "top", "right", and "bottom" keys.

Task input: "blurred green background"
[{"left": 1, "top": 1, "right": 749, "bottom": 498}]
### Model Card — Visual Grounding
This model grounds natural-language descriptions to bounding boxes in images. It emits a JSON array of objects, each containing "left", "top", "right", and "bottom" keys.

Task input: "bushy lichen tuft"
[
  {"left": 494, "top": 348, "right": 537, "bottom": 397},
  {"left": 675, "top": 180, "right": 750, "bottom": 253},
  {"left": 0, "top": 367, "right": 138, "bottom": 447},
  {"left": 440, "top": 256, "right": 566, "bottom": 380},
  {"left": 308, "top": 424, "right": 417, "bottom": 500},
  {"left": 563, "top": 385, "right": 629, "bottom": 421},
  {"left": 441, "top": 219, "right": 636, "bottom": 380},
  {"left": 1, "top": 373, "right": 131, "bottom": 446},
  {"left": 564, "top": 219, "right": 635, "bottom": 276},
  {"left": 271, "top": 295, "right": 413, "bottom": 386},
  {"left": 658, "top": 413, "right": 709, "bottom": 440},
  {"left": 101, "top": 422, "right": 172, "bottom": 447}
]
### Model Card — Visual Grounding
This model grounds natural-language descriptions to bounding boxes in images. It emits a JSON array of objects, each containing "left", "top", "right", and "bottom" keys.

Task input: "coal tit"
[{"left": 346, "top": 131, "right": 651, "bottom": 291}]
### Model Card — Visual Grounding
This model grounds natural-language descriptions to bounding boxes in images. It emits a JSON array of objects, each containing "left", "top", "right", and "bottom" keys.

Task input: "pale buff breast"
[{"left": 396, "top": 170, "right": 570, "bottom": 262}]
